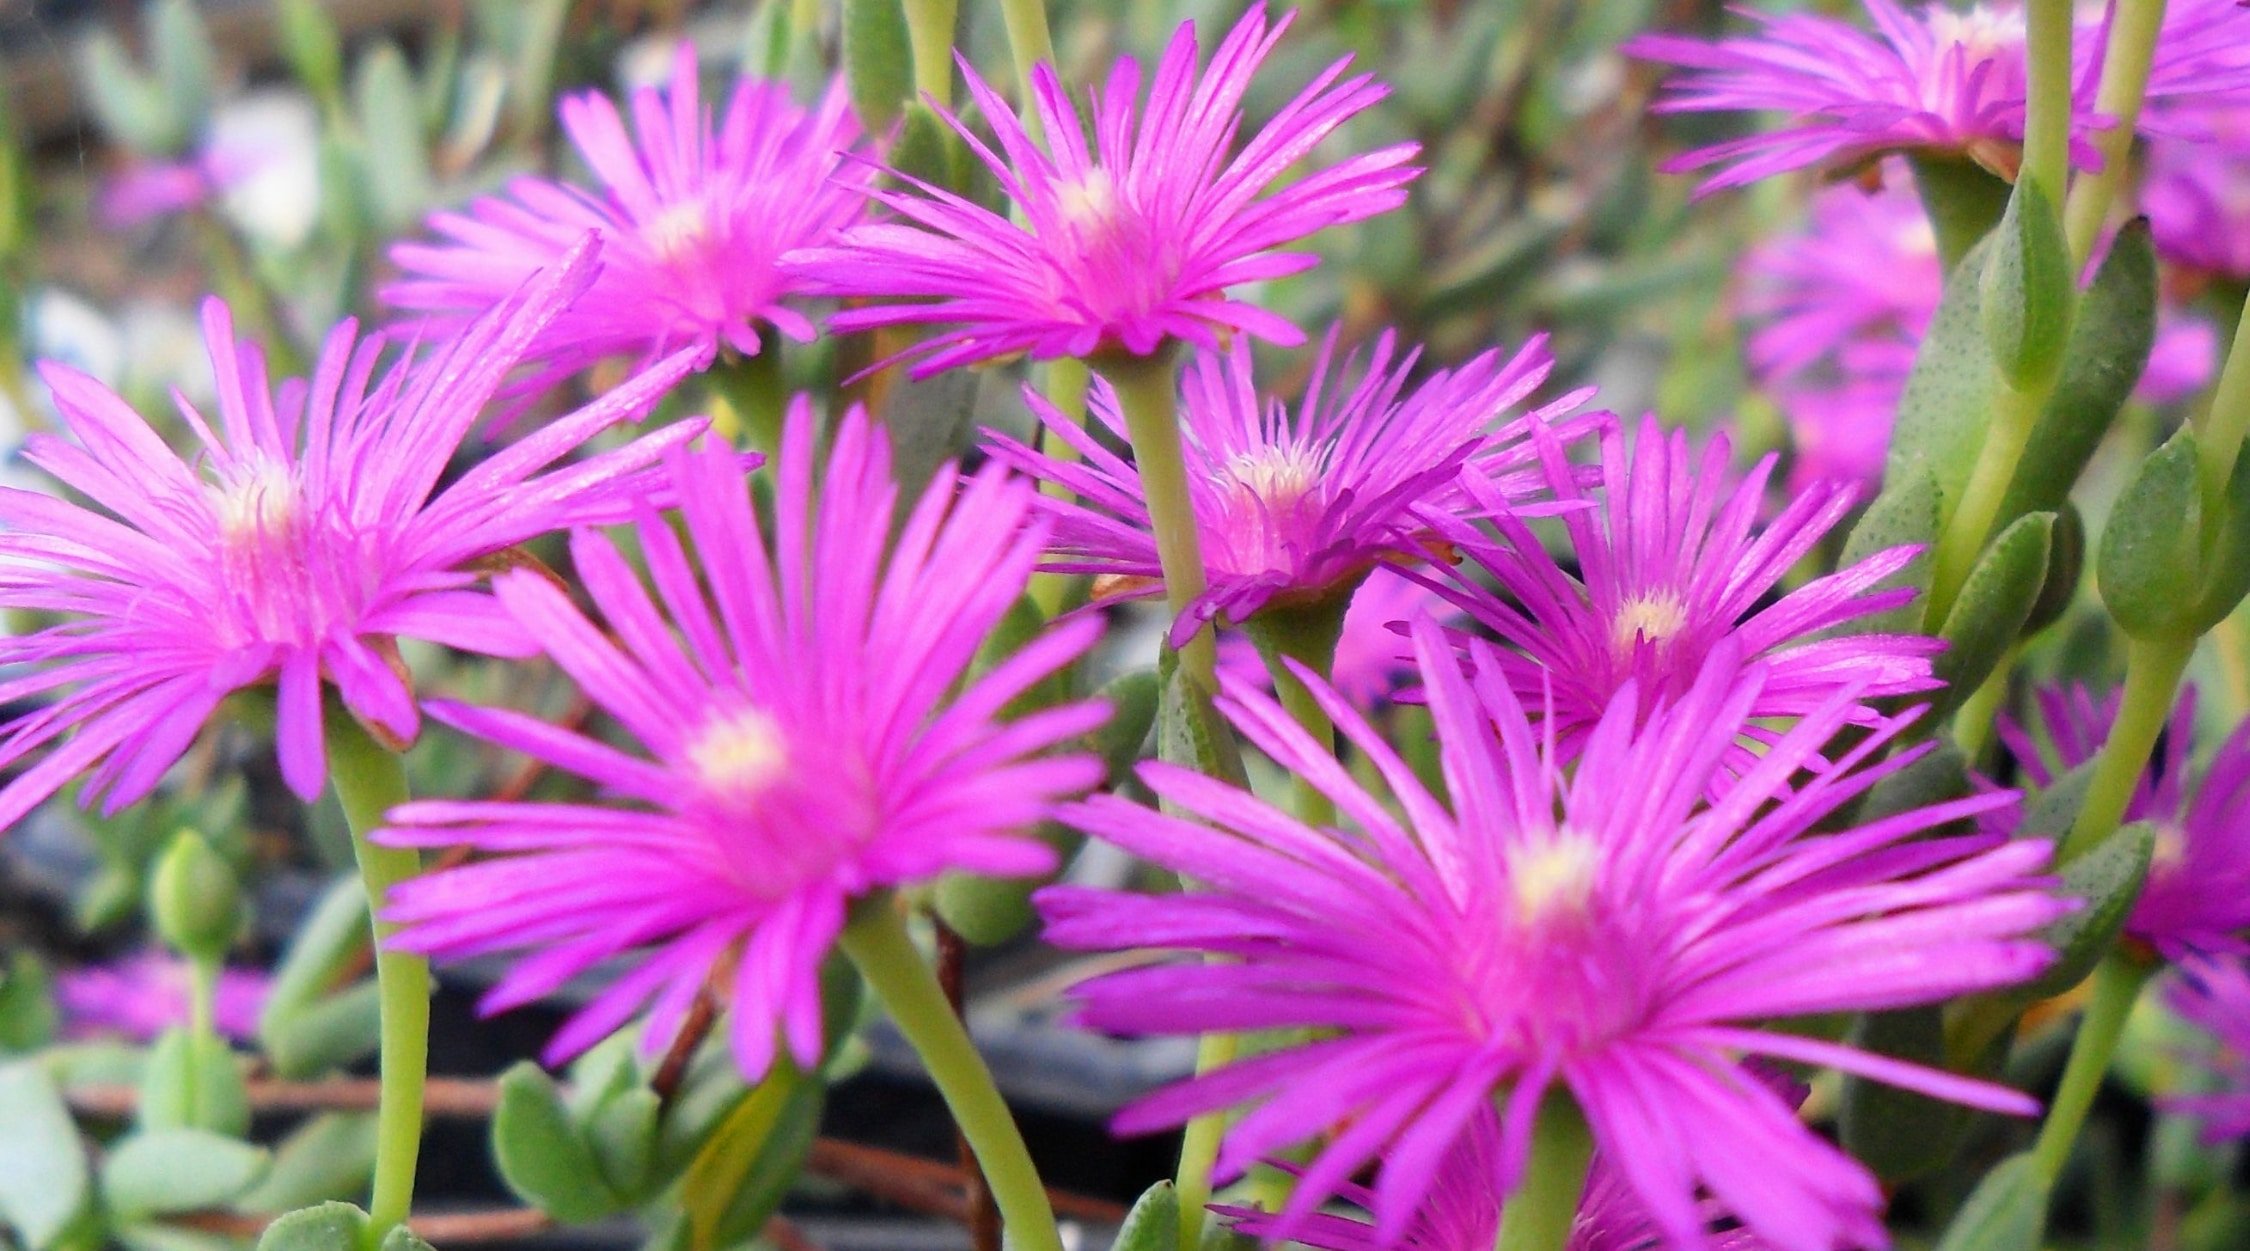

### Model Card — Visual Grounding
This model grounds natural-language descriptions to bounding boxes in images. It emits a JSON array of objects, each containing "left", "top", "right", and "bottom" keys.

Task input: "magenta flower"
[
  {"left": 1038, "top": 621, "right": 2063, "bottom": 1246},
  {"left": 1216, "top": 567, "right": 1466, "bottom": 711},
  {"left": 376, "top": 405, "right": 1108, "bottom": 1077},
  {"left": 0, "top": 240, "right": 699, "bottom": 825},
  {"left": 789, "top": 4, "right": 1418, "bottom": 374},
  {"left": 2145, "top": 115, "right": 2250, "bottom": 283},
  {"left": 987, "top": 330, "right": 1600, "bottom": 644},
  {"left": 56, "top": 951, "right": 268, "bottom": 1043},
  {"left": 2162, "top": 956, "right": 2250, "bottom": 1143},
  {"left": 1223, "top": 1108, "right": 1773, "bottom": 1251},
  {"left": 386, "top": 45, "right": 864, "bottom": 378},
  {"left": 1627, "top": 0, "right": 2250, "bottom": 193},
  {"left": 2000, "top": 685, "right": 2250, "bottom": 960},
  {"left": 1419, "top": 416, "right": 1938, "bottom": 760}
]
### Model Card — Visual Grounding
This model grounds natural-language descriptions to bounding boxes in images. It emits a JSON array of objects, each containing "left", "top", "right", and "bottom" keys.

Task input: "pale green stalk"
[
  {"left": 2062, "top": 0, "right": 2170, "bottom": 267},
  {"left": 2061, "top": 635, "right": 2194, "bottom": 862},
  {"left": 1493, "top": 1090, "right": 1595, "bottom": 1251},
  {"left": 1099, "top": 352, "right": 1218, "bottom": 691},
  {"left": 2030, "top": 955, "right": 2156, "bottom": 1183},
  {"left": 902, "top": 0, "right": 961, "bottom": 108},
  {"left": 2195, "top": 287, "right": 2250, "bottom": 520}
]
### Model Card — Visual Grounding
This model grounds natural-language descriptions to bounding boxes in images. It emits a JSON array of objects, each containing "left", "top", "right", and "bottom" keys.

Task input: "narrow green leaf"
[
  {"left": 1838, "top": 468, "right": 1940, "bottom": 633},
  {"left": 354, "top": 43, "right": 435, "bottom": 230},
  {"left": 277, "top": 0, "right": 347, "bottom": 110},
  {"left": 101, "top": 1130, "right": 269, "bottom": 1217},
  {"left": 1933, "top": 1153, "right": 2051, "bottom": 1251},
  {"left": 1840, "top": 1007, "right": 1977, "bottom": 1183},
  {"left": 1933, "top": 511, "right": 2054, "bottom": 716},
  {"left": 492, "top": 1063, "right": 619, "bottom": 1222},
  {"left": 260, "top": 876, "right": 370, "bottom": 1042},
  {"left": 1888, "top": 237, "right": 2002, "bottom": 519},
  {"left": 2189, "top": 435, "right": 2250, "bottom": 632},
  {"left": 150, "top": 0, "right": 216, "bottom": 138},
  {"left": 252, "top": 1202, "right": 368, "bottom": 1251},
  {"left": 0, "top": 1062, "right": 90, "bottom": 1250},
  {"left": 1113, "top": 1181, "right": 1182, "bottom": 1251},
  {"left": 138, "top": 1028, "right": 250, "bottom": 1137},
  {"left": 1979, "top": 177, "right": 2072, "bottom": 389},
  {"left": 1157, "top": 650, "right": 1247, "bottom": 787},
  {"left": 1909, "top": 155, "right": 2013, "bottom": 271},
  {"left": 378, "top": 1228, "right": 436, "bottom": 1251},
  {"left": 264, "top": 981, "right": 381, "bottom": 1080},
  {"left": 683, "top": 1066, "right": 825, "bottom": 1251},
  {"left": 235, "top": 1113, "right": 378, "bottom": 1213},
  {"left": 2098, "top": 428, "right": 2205, "bottom": 638},
  {"left": 2021, "top": 503, "right": 2085, "bottom": 638},
  {"left": 2019, "top": 820, "right": 2155, "bottom": 1001},
  {"left": 587, "top": 1087, "right": 662, "bottom": 1200},
  {"left": 844, "top": 0, "right": 915, "bottom": 133},
  {"left": 75, "top": 33, "right": 179, "bottom": 155},
  {"left": 0, "top": 950, "right": 58, "bottom": 1053}
]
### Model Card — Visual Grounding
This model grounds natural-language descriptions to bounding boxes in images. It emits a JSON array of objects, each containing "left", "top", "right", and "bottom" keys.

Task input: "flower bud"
[{"left": 149, "top": 829, "right": 241, "bottom": 965}]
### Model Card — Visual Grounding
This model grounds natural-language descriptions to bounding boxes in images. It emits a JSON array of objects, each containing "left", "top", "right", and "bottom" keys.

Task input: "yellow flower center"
[
  {"left": 642, "top": 200, "right": 712, "bottom": 263},
  {"left": 1610, "top": 590, "right": 1689, "bottom": 655},
  {"left": 687, "top": 706, "right": 788, "bottom": 802},
  {"left": 211, "top": 458, "right": 298, "bottom": 545},
  {"left": 1928, "top": 7, "right": 2026, "bottom": 59},
  {"left": 1222, "top": 445, "right": 1325, "bottom": 512},
  {"left": 1057, "top": 168, "right": 1121, "bottom": 234},
  {"left": 1506, "top": 831, "right": 1602, "bottom": 930}
]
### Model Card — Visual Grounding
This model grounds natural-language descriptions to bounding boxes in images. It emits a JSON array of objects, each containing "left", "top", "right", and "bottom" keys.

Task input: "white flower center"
[
  {"left": 1057, "top": 169, "right": 1121, "bottom": 234},
  {"left": 1928, "top": 7, "right": 2027, "bottom": 59},
  {"left": 687, "top": 706, "right": 788, "bottom": 801},
  {"left": 211, "top": 458, "right": 298, "bottom": 545},
  {"left": 1610, "top": 590, "right": 1689, "bottom": 655},
  {"left": 1506, "top": 830, "right": 1602, "bottom": 929},
  {"left": 1221, "top": 445, "right": 1325, "bottom": 512},
  {"left": 643, "top": 200, "right": 713, "bottom": 263}
]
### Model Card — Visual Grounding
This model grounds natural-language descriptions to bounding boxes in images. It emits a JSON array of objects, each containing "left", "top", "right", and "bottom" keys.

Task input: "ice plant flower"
[
  {"left": 2161, "top": 956, "right": 2250, "bottom": 1143},
  {"left": 56, "top": 951, "right": 269, "bottom": 1043},
  {"left": 2000, "top": 685, "right": 2250, "bottom": 960},
  {"left": 1222, "top": 1108, "right": 1773, "bottom": 1251},
  {"left": 385, "top": 45, "right": 864, "bottom": 378},
  {"left": 0, "top": 240, "right": 700, "bottom": 824},
  {"left": 1038, "top": 620, "right": 2063, "bottom": 1246},
  {"left": 375, "top": 405, "right": 1108, "bottom": 1077},
  {"left": 1421, "top": 416, "right": 1938, "bottom": 759},
  {"left": 2144, "top": 117, "right": 2250, "bottom": 284},
  {"left": 1627, "top": 0, "right": 2250, "bottom": 193},
  {"left": 986, "top": 330, "right": 1601, "bottom": 643},
  {"left": 789, "top": 4, "right": 1419, "bottom": 375}
]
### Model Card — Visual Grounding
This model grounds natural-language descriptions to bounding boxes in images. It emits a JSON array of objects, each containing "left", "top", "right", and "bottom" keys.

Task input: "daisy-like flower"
[
  {"left": 1223, "top": 1107, "right": 1774, "bottom": 1251},
  {"left": 1420, "top": 416, "right": 1938, "bottom": 760},
  {"left": 1038, "top": 620, "right": 2064, "bottom": 1247},
  {"left": 2161, "top": 956, "right": 2250, "bottom": 1143},
  {"left": 986, "top": 331, "right": 1601, "bottom": 644},
  {"left": 2144, "top": 116, "right": 2250, "bottom": 284},
  {"left": 2000, "top": 685, "right": 2250, "bottom": 960},
  {"left": 385, "top": 45, "right": 864, "bottom": 378},
  {"left": 0, "top": 239, "right": 701, "bottom": 825},
  {"left": 375, "top": 404, "right": 1108, "bottom": 1077},
  {"left": 56, "top": 951, "right": 268, "bottom": 1043},
  {"left": 789, "top": 4, "right": 1419, "bottom": 375},
  {"left": 1627, "top": 0, "right": 2250, "bottom": 193}
]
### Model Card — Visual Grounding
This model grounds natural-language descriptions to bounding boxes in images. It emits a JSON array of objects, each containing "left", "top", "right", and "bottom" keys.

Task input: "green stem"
[
  {"left": 2195, "top": 287, "right": 2250, "bottom": 521},
  {"left": 1493, "top": 1089, "right": 1594, "bottom": 1251},
  {"left": 1099, "top": 351, "right": 1217, "bottom": 691},
  {"left": 327, "top": 712, "right": 427, "bottom": 1248},
  {"left": 185, "top": 955, "right": 219, "bottom": 1043},
  {"left": 1174, "top": 1029, "right": 1239, "bottom": 1251},
  {"left": 708, "top": 349, "right": 788, "bottom": 457},
  {"left": 901, "top": 0, "right": 960, "bottom": 109},
  {"left": 1029, "top": 358, "right": 1091, "bottom": 617},
  {"left": 838, "top": 897, "right": 1062, "bottom": 1251},
  {"left": 2030, "top": 954, "right": 2156, "bottom": 1184},
  {"left": 2020, "top": 0, "right": 2073, "bottom": 210},
  {"left": 2062, "top": 0, "right": 2169, "bottom": 267},
  {"left": 1244, "top": 596, "right": 1352, "bottom": 830},
  {"left": 1951, "top": 644, "right": 2015, "bottom": 762},
  {"left": 997, "top": 0, "right": 1059, "bottom": 143},
  {"left": 1926, "top": 385, "right": 2041, "bottom": 627},
  {"left": 2061, "top": 635, "right": 2194, "bottom": 862}
]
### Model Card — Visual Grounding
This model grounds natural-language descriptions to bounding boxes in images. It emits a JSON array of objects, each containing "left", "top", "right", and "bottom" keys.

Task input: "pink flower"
[
  {"left": 2144, "top": 112, "right": 2250, "bottom": 282},
  {"left": 1628, "top": 0, "right": 2250, "bottom": 193},
  {"left": 1039, "top": 621, "right": 2064, "bottom": 1247},
  {"left": 56, "top": 951, "right": 268, "bottom": 1043},
  {"left": 987, "top": 330, "right": 1601, "bottom": 644},
  {"left": 386, "top": 46, "right": 864, "bottom": 378},
  {"left": 790, "top": 4, "right": 1418, "bottom": 374},
  {"left": 2162, "top": 956, "right": 2250, "bottom": 1143},
  {"left": 1420, "top": 416, "right": 1939, "bottom": 762},
  {"left": 0, "top": 239, "right": 700, "bottom": 823},
  {"left": 376, "top": 405, "right": 1108, "bottom": 1078},
  {"left": 2001, "top": 685, "right": 2250, "bottom": 961}
]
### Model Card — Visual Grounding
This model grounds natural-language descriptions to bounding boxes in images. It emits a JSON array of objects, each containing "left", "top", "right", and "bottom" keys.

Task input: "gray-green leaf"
[
  {"left": 492, "top": 1063, "right": 619, "bottom": 1222},
  {"left": 101, "top": 1130, "right": 269, "bottom": 1218},
  {"left": 0, "top": 1062, "right": 91, "bottom": 1250}
]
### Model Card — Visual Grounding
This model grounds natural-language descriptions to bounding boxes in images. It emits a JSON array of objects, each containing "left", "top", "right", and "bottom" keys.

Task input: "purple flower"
[
  {"left": 789, "top": 4, "right": 1418, "bottom": 375},
  {"left": 1038, "top": 621, "right": 2063, "bottom": 1247},
  {"left": 1420, "top": 416, "right": 1939, "bottom": 761},
  {"left": 1628, "top": 0, "right": 2250, "bottom": 193},
  {"left": 376, "top": 405, "right": 1108, "bottom": 1077},
  {"left": 2162, "top": 956, "right": 2250, "bottom": 1143},
  {"left": 386, "top": 46, "right": 865, "bottom": 378},
  {"left": 1216, "top": 567, "right": 1466, "bottom": 711},
  {"left": 56, "top": 951, "right": 268, "bottom": 1043},
  {"left": 2145, "top": 113, "right": 2250, "bottom": 283},
  {"left": 1223, "top": 1107, "right": 1773, "bottom": 1251},
  {"left": 2001, "top": 685, "right": 2250, "bottom": 961},
  {"left": 0, "top": 240, "right": 700, "bottom": 824},
  {"left": 986, "top": 330, "right": 1600, "bottom": 644}
]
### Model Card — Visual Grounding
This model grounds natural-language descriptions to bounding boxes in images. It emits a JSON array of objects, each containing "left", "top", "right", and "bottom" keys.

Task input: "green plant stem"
[
  {"left": 2061, "top": 634, "right": 2195, "bottom": 862},
  {"left": 838, "top": 897, "right": 1062, "bottom": 1251},
  {"left": 708, "top": 349, "right": 788, "bottom": 457},
  {"left": 2030, "top": 954, "right": 2156, "bottom": 1183},
  {"left": 1927, "top": 384, "right": 2042, "bottom": 627},
  {"left": 902, "top": 0, "right": 960, "bottom": 109},
  {"left": 327, "top": 712, "right": 427, "bottom": 1249},
  {"left": 2020, "top": 0, "right": 2073, "bottom": 209},
  {"left": 1029, "top": 358, "right": 1091, "bottom": 616},
  {"left": 1951, "top": 645, "right": 2015, "bottom": 762},
  {"left": 998, "top": 0, "right": 1059, "bottom": 143},
  {"left": 1493, "top": 1089, "right": 1595, "bottom": 1251},
  {"left": 2062, "top": 0, "right": 2169, "bottom": 267},
  {"left": 1174, "top": 1030, "right": 1238, "bottom": 1251},
  {"left": 2196, "top": 287, "right": 2250, "bottom": 521},
  {"left": 1245, "top": 596, "right": 1351, "bottom": 830},
  {"left": 1099, "top": 351, "right": 1217, "bottom": 691},
  {"left": 185, "top": 955, "right": 219, "bottom": 1043}
]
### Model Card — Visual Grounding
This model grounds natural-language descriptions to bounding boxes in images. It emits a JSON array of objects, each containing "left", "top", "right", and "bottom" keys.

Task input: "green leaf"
[
  {"left": 277, "top": 0, "right": 347, "bottom": 111},
  {"left": 1888, "top": 237, "right": 2002, "bottom": 520},
  {"left": 101, "top": 1130, "right": 270, "bottom": 1217},
  {"left": 1839, "top": 1008, "right": 1976, "bottom": 1183},
  {"left": 264, "top": 982, "right": 381, "bottom": 1081},
  {"left": 1933, "top": 1152, "right": 2051, "bottom": 1251},
  {"left": 354, "top": 43, "right": 435, "bottom": 230},
  {"left": 1838, "top": 468, "right": 1940, "bottom": 633},
  {"left": 844, "top": 0, "right": 915, "bottom": 133},
  {"left": 261, "top": 876, "right": 371, "bottom": 1041},
  {"left": 378, "top": 1228, "right": 436, "bottom": 1251},
  {"left": 0, "top": 1062, "right": 91, "bottom": 1250},
  {"left": 1157, "top": 650, "right": 1247, "bottom": 788},
  {"left": 1908, "top": 155, "right": 2013, "bottom": 271},
  {"left": 932, "top": 819, "right": 1079, "bottom": 946},
  {"left": 116, "top": 1223, "right": 241, "bottom": 1251},
  {"left": 1094, "top": 669, "right": 1161, "bottom": 784},
  {"left": 2021, "top": 503, "right": 2085, "bottom": 638},
  {"left": 587, "top": 1087, "right": 662, "bottom": 1200},
  {"left": 2018, "top": 760, "right": 2095, "bottom": 840},
  {"left": 2098, "top": 428, "right": 2204, "bottom": 639},
  {"left": 2019, "top": 820, "right": 2155, "bottom": 1001},
  {"left": 150, "top": 0, "right": 215, "bottom": 136},
  {"left": 1993, "top": 225, "right": 2157, "bottom": 529},
  {"left": 1113, "top": 1181, "right": 1181, "bottom": 1251},
  {"left": 684, "top": 1071, "right": 825, "bottom": 1251},
  {"left": 1979, "top": 177, "right": 2072, "bottom": 390},
  {"left": 2189, "top": 434, "right": 2250, "bottom": 632},
  {"left": 1857, "top": 740, "right": 1974, "bottom": 831},
  {"left": 235, "top": 1114, "right": 378, "bottom": 1213},
  {"left": 0, "top": 950, "right": 58, "bottom": 1053},
  {"left": 139, "top": 1028, "right": 250, "bottom": 1137},
  {"left": 492, "top": 1063, "right": 619, "bottom": 1222},
  {"left": 253, "top": 1202, "right": 368, "bottom": 1251},
  {"left": 1932, "top": 511, "right": 2053, "bottom": 716},
  {"left": 880, "top": 368, "right": 980, "bottom": 498},
  {"left": 75, "top": 32, "right": 180, "bottom": 155}
]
